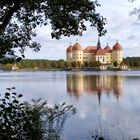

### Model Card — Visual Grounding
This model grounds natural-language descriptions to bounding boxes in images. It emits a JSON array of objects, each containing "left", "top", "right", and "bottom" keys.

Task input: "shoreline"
[{"left": 2, "top": 68, "right": 140, "bottom": 72}]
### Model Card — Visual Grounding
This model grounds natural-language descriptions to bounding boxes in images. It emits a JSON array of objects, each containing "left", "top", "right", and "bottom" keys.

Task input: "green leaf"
[
  {"left": 12, "top": 92, "right": 17, "bottom": 95},
  {"left": 5, "top": 92, "right": 10, "bottom": 96},
  {"left": 18, "top": 94, "right": 23, "bottom": 98},
  {"left": 6, "top": 107, "right": 12, "bottom": 113},
  {"left": 0, "top": 104, "right": 5, "bottom": 108},
  {"left": 13, "top": 100, "right": 19, "bottom": 104},
  {"left": 6, "top": 88, "right": 11, "bottom": 91},
  {"left": 5, "top": 96, "right": 9, "bottom": 100}
]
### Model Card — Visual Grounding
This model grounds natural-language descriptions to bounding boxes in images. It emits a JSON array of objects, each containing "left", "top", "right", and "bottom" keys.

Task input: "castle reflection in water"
[{"left": 67, "top": 74, "right": 124, "bottom": 102}]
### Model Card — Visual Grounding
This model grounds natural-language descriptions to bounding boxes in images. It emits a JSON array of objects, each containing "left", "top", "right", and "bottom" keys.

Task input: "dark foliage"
[
  {"left": 113, "top": 61, "right": 118, "bottom": 67},
  {"left": 0, "top": 88, "right": 76, "bottom": 140},
  {"left": 129, "top": 0, "right": 140, "bottom": 20},
  {"left": 124, "top": 57, "right": 140, "bottom": 68},
  {"left": 0, "top": 0, "right": 106, "bottom": 63}
]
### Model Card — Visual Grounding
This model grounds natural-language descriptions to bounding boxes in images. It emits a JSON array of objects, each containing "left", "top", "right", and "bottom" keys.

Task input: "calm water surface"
[{"left": 0, "top": 71, "right": 140, "bottom": 140}]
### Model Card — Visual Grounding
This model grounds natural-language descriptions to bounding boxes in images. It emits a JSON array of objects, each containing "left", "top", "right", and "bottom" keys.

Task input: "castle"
[{"left": 66, "top": 38, "right": 123, "bottom": 68}]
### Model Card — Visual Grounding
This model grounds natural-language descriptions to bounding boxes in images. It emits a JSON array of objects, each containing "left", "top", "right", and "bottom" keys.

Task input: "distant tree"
[
  {"left": 92, "top": 61, "right": 102, "bottom": 67},
  {"left": 85, "top": 62, "right": 89, "bottom": 68},
  {"left": 66, "top": 61, "right": 72, "bottom": 68},
  {"left": 124, "top": 57, "right": 140, "bottom": 68},
  {"left": 3, "top": 63, "right": 13, "bottom": 70},
  {"left": 51, "top": 61, "right": 57, "bottom": 68},
  {"left": 113, "top": 61, "right": 118, "bottom": 67},
  {"left": 0, "top": 0, "right": 106, "bottom": 63},
  {"left": 133, "top": 62, "right": 138, "bottom": 67},
  {"left": 57, "top": 59, "right": 65, "bottom": 68},
  {"left": 71, "top": 61, "right": 77, "bottom": 68},
  {"left": 81, "top": 62, "right": 86, "bottom": 68},
  {"left": 77, "top": 61, "right": 81, "bottom": 68},
  {"left": 89, "top": 61, "right": 94, "bottom": 67},
  {"left": 89, "top": 61, "right": 101, "bottom": 67}
]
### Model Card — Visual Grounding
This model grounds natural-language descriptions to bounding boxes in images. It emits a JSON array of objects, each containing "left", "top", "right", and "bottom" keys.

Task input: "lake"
[{"left": 0, "top": 71, "right": 140, "bottom": 140}]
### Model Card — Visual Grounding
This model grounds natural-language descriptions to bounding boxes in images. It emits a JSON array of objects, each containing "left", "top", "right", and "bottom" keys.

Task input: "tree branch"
[{"left": 0, "top": 4, "right": 20, "bottom": 34}]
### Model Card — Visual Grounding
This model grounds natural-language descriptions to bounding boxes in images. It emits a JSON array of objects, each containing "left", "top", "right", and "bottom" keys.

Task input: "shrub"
[{"left": 0, "top": 88, "right": 76, "bottom": 140}]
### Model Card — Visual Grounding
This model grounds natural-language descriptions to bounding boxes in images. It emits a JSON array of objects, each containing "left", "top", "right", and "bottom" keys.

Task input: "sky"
[{"left": 24, "top": 0, "right": 140, "bottom": 60}]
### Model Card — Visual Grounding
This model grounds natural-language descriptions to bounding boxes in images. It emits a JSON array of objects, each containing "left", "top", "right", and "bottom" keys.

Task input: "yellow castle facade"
[
  {"left": 67, "top": 74, "right": 124, "bottom": 100},
  {"left": 66, "top": 38, "right": 123, "bottom": 67}
]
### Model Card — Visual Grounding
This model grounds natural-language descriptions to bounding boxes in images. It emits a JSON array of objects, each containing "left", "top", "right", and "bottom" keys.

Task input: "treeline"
[
  {"left": 18, "top": 59, "right": 66, "bottom": 69},
  {"left": 4, "top": 59, "right": 102, "bottom": 70},
  {"left": 4, "top": 59, "right": 67, "bottom": 70},
  {"left": 3, "top": 57, "right": 140, "bottom": 70},
  {"left": 124, "top": 57, "right": 140, "bottom": 69}
]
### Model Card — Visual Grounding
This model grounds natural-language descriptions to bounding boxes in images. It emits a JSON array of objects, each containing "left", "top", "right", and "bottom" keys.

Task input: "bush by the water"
[{"left": 0, "top": 88, "right": 76, "bottom": 140}]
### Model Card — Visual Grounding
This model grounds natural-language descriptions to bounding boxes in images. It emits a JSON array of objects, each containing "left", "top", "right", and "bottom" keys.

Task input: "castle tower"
[
  {"left": 66, "top": 42, "right": 73, "bottom": 62},
  {"left": 72, "top": 42, "right": 83, "bottom": 65},
  {"left": 104, "top": 43, "right": 112, "bottom": 64},
  {"left": 112, "top": 40, "right": 123, "bottom": 64},
  {"left": 97, "top": 36, "right": 101, "bottom": 50}
]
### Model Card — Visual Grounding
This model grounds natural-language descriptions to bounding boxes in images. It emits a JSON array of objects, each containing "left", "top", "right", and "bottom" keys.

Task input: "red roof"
[
  {"left": 95, "top": 48, "right": 106, "bottom": 55},
  {"left": 113, "top": 42, "right": 122, "bottom": 50},
  {"left": 66, "top": 45, "right": 73, "bottom": 53},
  {"left": 84, "top": 46, "right": 97, "bottom": 50},
  {"left": 104, "top": 45, "right": 112, "bottom": 52},
  {"left": 72, "top": 42, "right": 82, "bottom": 51},
  {"left": 83, "top": 46, "right": 97, "bottom": 53}
]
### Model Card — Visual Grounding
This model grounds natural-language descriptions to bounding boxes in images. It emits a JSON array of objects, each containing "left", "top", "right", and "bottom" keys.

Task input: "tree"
[
  {"left": 77, "top": 61, "right": 81, "bottom": 68},
  {"left": 113, "top": 61, "right": 118, "bottom": 67},
  {"left": 85, "top": 62, "right": 89, "bottom": 68},
  {"left": 66, "top": 61, "right": 72, "bottom": 68},
  {"left": 57, "top": 59, "right": 65, "bottom": 68},
  {"left": 93, "top": 61, "right": 102, "bottom": 67},
  {"left": 129, "top": 0, "right": 140, "bottom": 19},
  {"left": 0, "top": 0, "right": 106, "bottom": 63},
  {"left": 71, "top": 61, "right": 77, "bottom": 68}
]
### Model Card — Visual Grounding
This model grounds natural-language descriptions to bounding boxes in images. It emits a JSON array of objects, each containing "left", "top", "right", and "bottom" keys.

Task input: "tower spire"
[
  {"left": 97, "top": 36, "right": 101, "bottom": 49},
  {"left": 98, "top": 91, "right": 101, "bottom": 107},
  {"left": 107, "top": 42, "right": 109, "bottom": 46}
]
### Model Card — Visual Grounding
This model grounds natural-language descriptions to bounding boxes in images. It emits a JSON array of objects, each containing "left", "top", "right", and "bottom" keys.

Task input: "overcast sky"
[{"left": 24, "top": 0, "right": 140, "bottom": 60}]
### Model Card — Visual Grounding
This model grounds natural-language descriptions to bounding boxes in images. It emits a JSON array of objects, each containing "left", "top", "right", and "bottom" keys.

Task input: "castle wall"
[
  {"left": 112, "top": 50, "right": 123, "bottom": 64},
  {"left": 66, "top": 42, "right": 123, "bottom": 66},
  {"left": 95, "top": 55, "right": 107, "bottom": 64},
  {"left": 67, "top": 53, "right": 72, "bottom": 61},
  {"left": 72, "top": 50, "right": 83, "bottom": 63}
]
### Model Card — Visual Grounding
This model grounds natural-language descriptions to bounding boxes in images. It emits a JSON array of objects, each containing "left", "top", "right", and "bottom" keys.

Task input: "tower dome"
[
  {"left": 72, "top": 42, "right": 82, "bottom": 51},
  {"left": 66, "top": 45, "right": 73, "bottom": 53},
  {"left": 104, "top": 43, "right": 112, "bottom": 52},
  {"left": 113, "top": 41, "right": 122, "bottom": 50}
]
